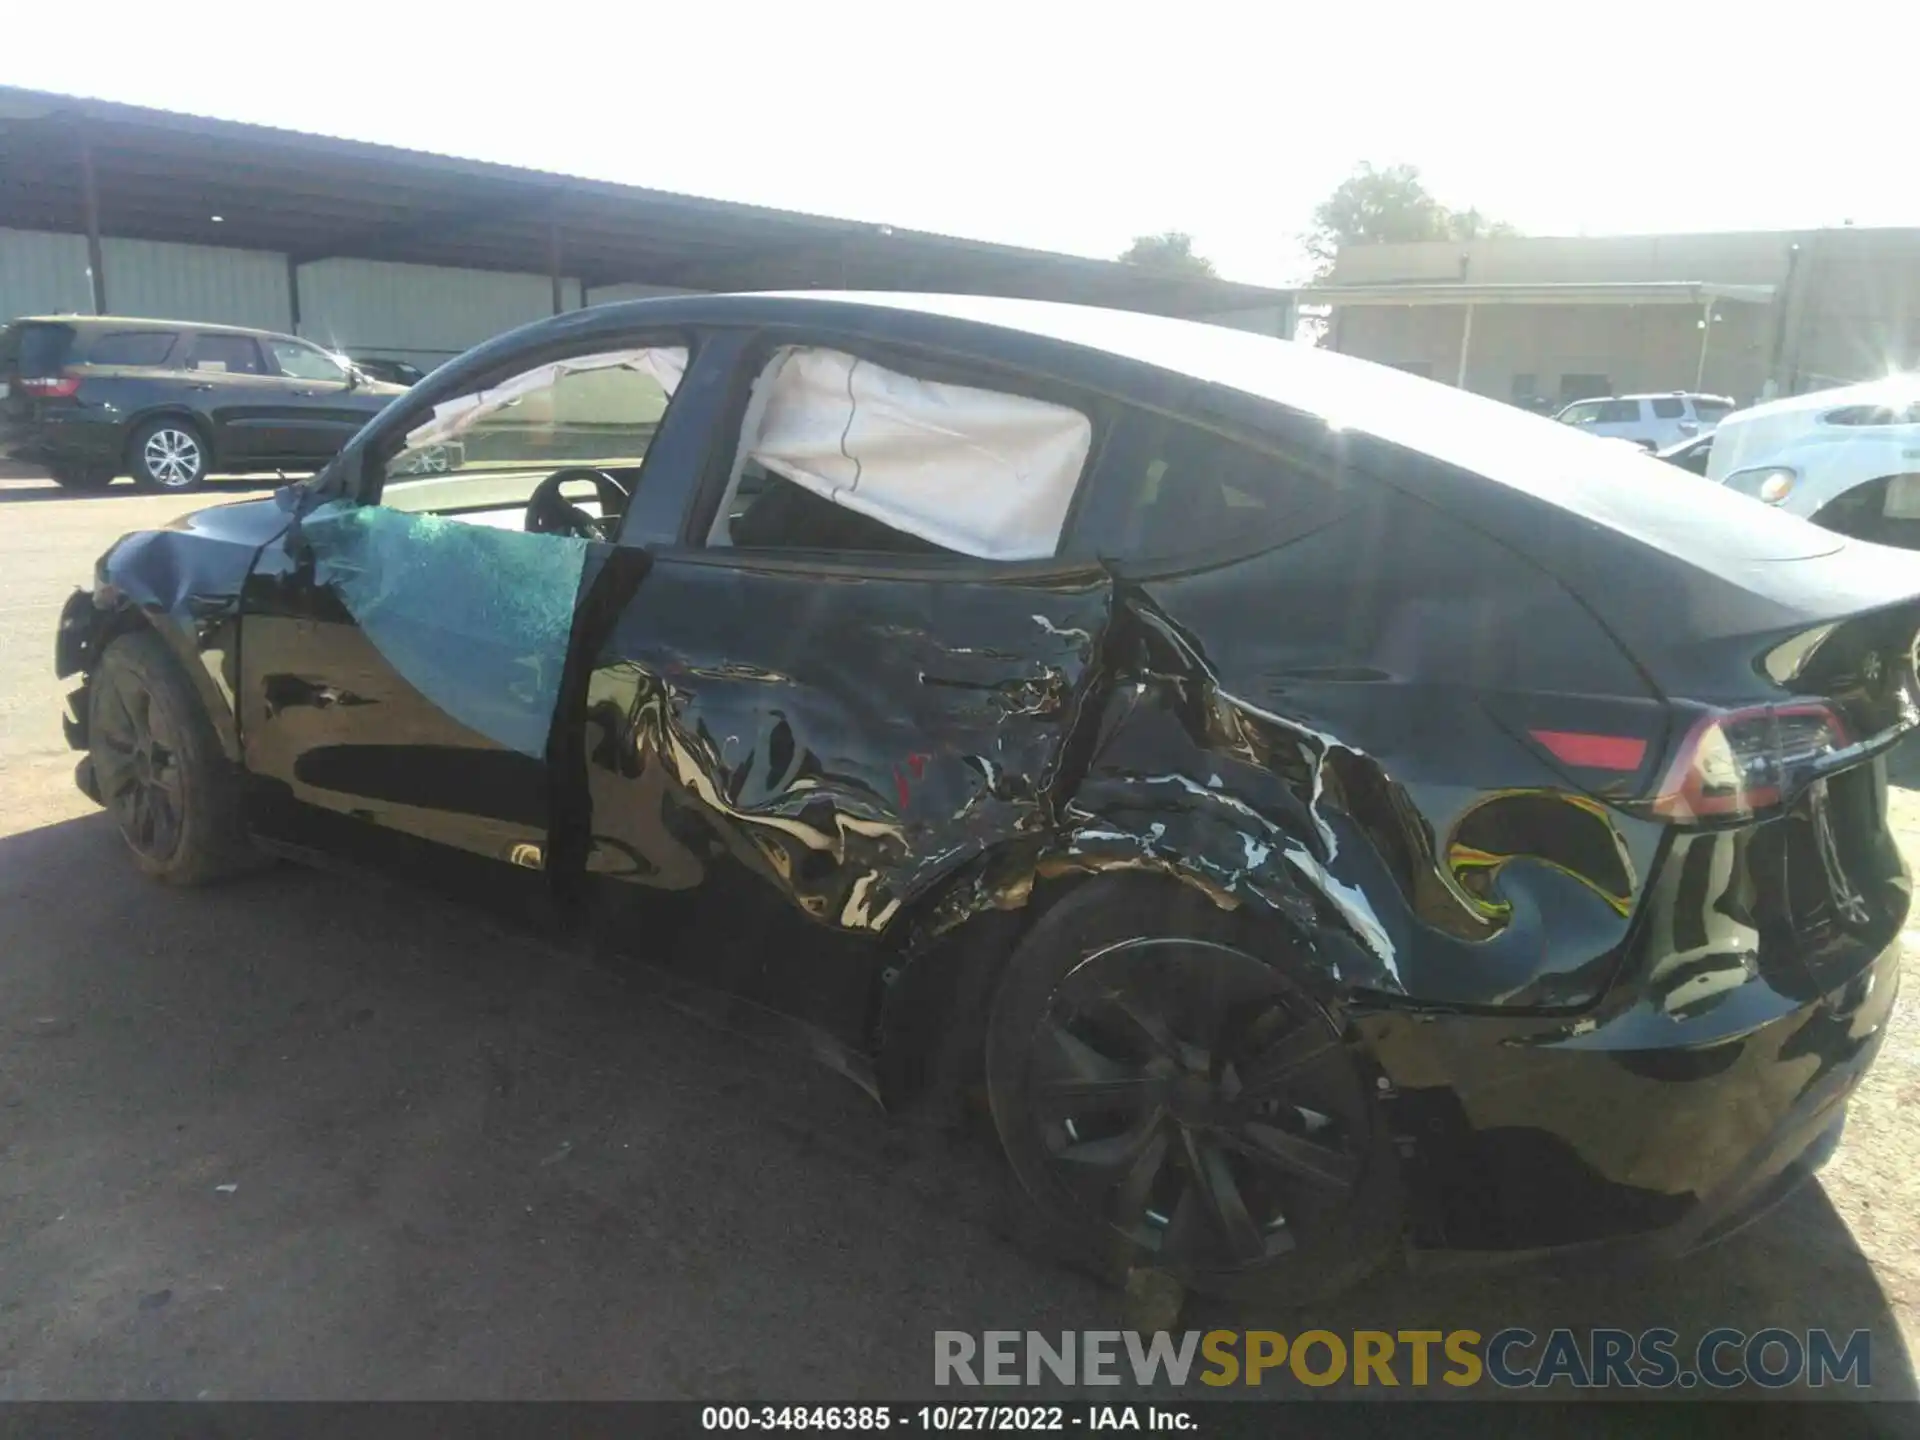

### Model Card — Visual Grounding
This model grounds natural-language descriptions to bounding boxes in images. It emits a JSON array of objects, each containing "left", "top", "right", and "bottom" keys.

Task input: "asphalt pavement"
[{"left": 0, "top": 471, "right": 1913, "bottom": 1401}]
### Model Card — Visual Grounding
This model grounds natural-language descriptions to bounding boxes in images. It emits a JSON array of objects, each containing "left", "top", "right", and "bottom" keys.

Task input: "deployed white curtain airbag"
[
  {"left": 746, "top": 347, "right": 1092, "bottom": 561},
  {"left": 401, "top": 347, "right": 688, "bottom": 453}
]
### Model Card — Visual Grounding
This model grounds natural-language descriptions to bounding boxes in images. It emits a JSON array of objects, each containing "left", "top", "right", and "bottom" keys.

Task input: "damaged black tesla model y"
[{"left": 54, "top": 293, "right": 1911, "bottom": 1299}]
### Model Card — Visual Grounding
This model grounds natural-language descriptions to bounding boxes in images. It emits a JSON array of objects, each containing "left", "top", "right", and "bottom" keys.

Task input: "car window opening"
[
  {"left": 378, "top": 346, "right": 688, "bottom": 533},
  {"left": 708, "top": 346, "right": 1093, "bottom": 562}
]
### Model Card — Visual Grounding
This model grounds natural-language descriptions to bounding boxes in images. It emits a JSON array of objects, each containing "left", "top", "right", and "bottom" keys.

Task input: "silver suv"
[{"left": 1554, "top": 392, "right": 1735, "bottom": 450}]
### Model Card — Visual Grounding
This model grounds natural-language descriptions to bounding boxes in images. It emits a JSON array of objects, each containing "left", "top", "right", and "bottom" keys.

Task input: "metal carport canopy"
[{"left": 0, "top": 85, "right": 1294, "bottom": 322}]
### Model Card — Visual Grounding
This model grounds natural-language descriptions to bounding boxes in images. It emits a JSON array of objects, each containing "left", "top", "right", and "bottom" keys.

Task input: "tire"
[
  {"left": 49, "top": 463, "right": 116, "bottom": 491},
  {"left": 984, "top": 877, "right": 1400, "bottom": 1302},
  {"left": 87, "top": 630, "right": 258, "bottom": 884},
  {"left": 127, "top": 417, "right": 209, "bottom": 492}
]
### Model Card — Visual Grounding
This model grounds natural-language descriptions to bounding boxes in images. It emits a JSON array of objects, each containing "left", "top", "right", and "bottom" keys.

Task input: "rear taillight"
[
  {"left": 1528, "top": 729, "right": 1649, "bottom": 772},
  {"left": 19, "top": 373, "right": 80, "bottom": 398},
  {"left": 1648, "top": 702, "right": 1851, "bottom": 824}
]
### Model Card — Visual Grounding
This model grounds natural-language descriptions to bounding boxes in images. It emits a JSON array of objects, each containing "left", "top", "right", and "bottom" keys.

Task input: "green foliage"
[
  {"left": 1117, "top": 231, "right": 1217, "bottom": 277},
  {"left": 1304, "top": 164, "right": 1517, "bottom": 275}
]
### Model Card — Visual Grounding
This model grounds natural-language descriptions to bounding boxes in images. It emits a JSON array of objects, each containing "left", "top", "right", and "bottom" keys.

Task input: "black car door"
[
  {"left": 258, "top": 335, "right": 395, "bottom": 464},
  {"left": 181, "top": 332, "right": 284, "bottom": 467},
  {"left": 237, "top": 332, "right": 696, "bottom": 910},
  {"left": 574, "top": 336, "right": 1114, "bottom": 1037}
]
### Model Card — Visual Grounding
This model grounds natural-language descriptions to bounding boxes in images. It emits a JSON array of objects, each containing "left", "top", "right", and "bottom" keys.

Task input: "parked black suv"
[{"left": 0, "top": 316, "right": 406, "bottom": 491}]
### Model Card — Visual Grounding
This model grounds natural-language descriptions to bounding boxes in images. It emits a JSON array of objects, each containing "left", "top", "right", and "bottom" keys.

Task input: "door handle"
[
  {"left": 291, "top": 389, "right": 317, "bottom": 397},
  {"left": 188, "top": 382, "right": 214, "bottom": 392}
]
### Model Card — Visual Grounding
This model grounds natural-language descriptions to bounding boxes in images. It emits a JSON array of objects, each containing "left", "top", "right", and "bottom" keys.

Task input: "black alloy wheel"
[
  {"left": 91, "top": 653, "right": 186, "bottom": 864},
  {"left": 87, "top": 631, "right": 257, "bottom": 884},
  {"left": 1027, "top": 937, "right": 1366, "bottom": 1268},
  {"left": 986, "top": 881, "right": 1396, "bottom": 1300}
]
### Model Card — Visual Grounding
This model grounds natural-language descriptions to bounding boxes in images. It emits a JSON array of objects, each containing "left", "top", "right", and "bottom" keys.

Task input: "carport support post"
[
  {"left": 1694, "top": 298, "right": 1714, "bottom": 391},
  {"left": 548, "top": 219, "right": 564, "bottom": 315},
  {"left": 286, "top": 255, "right": 303, "bottom": 335},
  {"left": 1454, "top": 303, "right": 1476, "bottom": 388},
  {"left": 77, "top": 130, "right": 107, "bottom": 315}
]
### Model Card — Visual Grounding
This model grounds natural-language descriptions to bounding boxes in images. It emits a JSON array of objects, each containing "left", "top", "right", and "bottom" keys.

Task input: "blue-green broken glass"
[{"left": 301, "top": 500, "right": 588, "bottom": 758}]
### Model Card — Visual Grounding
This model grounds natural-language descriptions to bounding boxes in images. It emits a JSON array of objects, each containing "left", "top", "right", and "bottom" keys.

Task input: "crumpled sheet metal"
[
  {"left": 301, "top": 500, "right": 587, "bottom": 758},
  {"left": 580, "top": 571, "right": 1111, "bottom": 936}
]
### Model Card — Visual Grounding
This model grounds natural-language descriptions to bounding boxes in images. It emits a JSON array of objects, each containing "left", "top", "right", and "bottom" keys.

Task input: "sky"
[{"left": 6, "top": 1, "right": 1919, "bottom": 288}]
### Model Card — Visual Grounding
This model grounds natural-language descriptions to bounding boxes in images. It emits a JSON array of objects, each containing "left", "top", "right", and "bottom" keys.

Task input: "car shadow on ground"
[
  {"left": 0, "top": 476, "right": 287, "bottom": 504},
  {"left": 0, "top": 813, "right": 1910, "bottom": 1401}
]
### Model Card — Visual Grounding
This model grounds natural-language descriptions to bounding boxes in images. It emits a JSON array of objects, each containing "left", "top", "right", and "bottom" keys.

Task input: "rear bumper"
[
  {"left": 1367, "top": 935, "right": 1901, "bottom": 1257},
  {"left": 0, "top": 418, "right": 56, "bottom": 463},
  {"left": 0, "top": 414, "right": 121, "bottom": 467}
]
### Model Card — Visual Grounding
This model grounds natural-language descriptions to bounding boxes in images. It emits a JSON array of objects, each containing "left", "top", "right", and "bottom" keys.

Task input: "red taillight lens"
[
  {"left": 19, "top": 373, "right": 80, "bottom": 398},
  {"left": 1649, "top": 702, "right": 1851, "bottom": 824},
  {"left": 1528, "top": 729, "right": 1649, "bottom": 772}
]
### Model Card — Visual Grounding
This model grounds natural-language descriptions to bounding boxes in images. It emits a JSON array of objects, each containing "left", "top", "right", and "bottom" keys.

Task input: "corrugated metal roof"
[{"left": 0, "top": 85, "right": 1292, "bottom": 319}]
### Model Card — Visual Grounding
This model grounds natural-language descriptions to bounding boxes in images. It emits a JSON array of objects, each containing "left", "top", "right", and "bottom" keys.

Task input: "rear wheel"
[
  {"left": 984, "top": 878, "right": 1399, "bottom": 1302},
  {"left": 49, "top": 463, "right": 116, "bottom": 491},
  {"left": 88, "top": 630, "right": 257, "bottom": 884},
  {"left": 128, "top": 418, "right": 209, "bottom": 492}
]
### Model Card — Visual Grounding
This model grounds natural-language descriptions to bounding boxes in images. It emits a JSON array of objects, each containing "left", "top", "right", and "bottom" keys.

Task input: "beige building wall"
[
  {"left": 1335, "top": 301, "right": 1772, "bottom": 403},
  {"left": 1323, "top": 227, "right": 1920, "bottom": 405},
  {"left": 1330, "top": 231, "right": 1795, "bottom": 287},
  {"left": 1784, "top": 229, "right": 1920, "bottom": 389}
]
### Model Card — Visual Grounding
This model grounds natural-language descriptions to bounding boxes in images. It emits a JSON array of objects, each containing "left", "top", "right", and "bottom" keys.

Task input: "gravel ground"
[{"left": 0, "top": 471, "right": 1913, "bottom": 1401}]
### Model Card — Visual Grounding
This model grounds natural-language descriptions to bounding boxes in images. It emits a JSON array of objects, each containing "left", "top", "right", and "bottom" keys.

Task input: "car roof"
[
  {"left": 1724, "top": 373, "right": 1920, "bottom": 427},
  {"left": 11, "top": 314, "right": 290, "bottom": 340},
  {"left": 1591, "top": 392, "right": 1734, "bottom": 403}
]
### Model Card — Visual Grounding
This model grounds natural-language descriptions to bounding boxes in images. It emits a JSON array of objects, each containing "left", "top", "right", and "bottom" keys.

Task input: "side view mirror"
[{"left": 344, "top": 366, "right": 362, "bottom": 392}]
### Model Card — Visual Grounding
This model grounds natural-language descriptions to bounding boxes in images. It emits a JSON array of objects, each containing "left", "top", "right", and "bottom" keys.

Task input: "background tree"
[
  {"left": 1445, "top": 206, "right": 1521, "bottom": 243},
  {"left": 1303, "top": 163, "right": 1516, "bottom": 275},
  {"left": 1117, "top": 230, "right": 1217, "bottom": 277}
]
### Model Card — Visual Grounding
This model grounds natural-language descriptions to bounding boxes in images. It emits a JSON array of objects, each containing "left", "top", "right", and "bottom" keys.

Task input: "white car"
[
  {"left": 1553, "top": 392, "right": 1735, "bottom": 449},
  {"left": 1706, "top": 375, "right": 1920, "bottom": 544}
]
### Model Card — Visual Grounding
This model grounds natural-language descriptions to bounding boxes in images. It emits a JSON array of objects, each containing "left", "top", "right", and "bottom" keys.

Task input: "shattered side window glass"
[
  {"left": 294, "top": 347, "right": 687, "bottom": 756},
  {"left": 381, "top": 347, "right": 687, "bottom": 531},
  {"left": 300, "top": 499, "right": 589, "bottom": 757}
]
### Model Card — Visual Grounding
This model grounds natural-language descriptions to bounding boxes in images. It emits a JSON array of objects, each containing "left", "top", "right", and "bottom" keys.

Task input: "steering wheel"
[{"left": 524, "top": 467, "right": 630, "bottom": 540}]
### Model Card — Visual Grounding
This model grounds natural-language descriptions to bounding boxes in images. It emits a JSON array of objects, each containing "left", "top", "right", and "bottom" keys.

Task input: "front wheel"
[
  {"left": 128, "top": 418, "right": 209, "bottom": 492},
  {"left": 984, "top": 878, "right": 1400, "bottom": 1301},
  {"left": 88, "top": 630, "right": 258, "bottom": 884}
]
